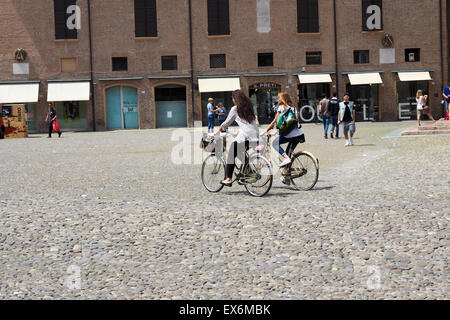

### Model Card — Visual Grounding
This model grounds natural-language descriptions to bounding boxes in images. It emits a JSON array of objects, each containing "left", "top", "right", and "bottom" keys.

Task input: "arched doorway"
[
  {"left": 249, "top": 82, "right": 281, "bottom": 124},
  {"left": 155, "top": 84, "right": 187, "bottom": 128},
  {"left": 106, "top": 86, "right": 139, "bottom": 130}
]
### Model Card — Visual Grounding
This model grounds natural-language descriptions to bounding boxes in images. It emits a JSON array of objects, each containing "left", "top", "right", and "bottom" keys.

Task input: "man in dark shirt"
[
  {"left": 338, "top": 93, "right": 356, "bottom": 147},
  {"left": 45, "top": 103, "right": 62, "bottom": 138},
  {"left": 327, "top": 92, "right": 340, "bottom": 139},
  {"left": 0, "top": 114, "right": 5, "bottom": 139}
]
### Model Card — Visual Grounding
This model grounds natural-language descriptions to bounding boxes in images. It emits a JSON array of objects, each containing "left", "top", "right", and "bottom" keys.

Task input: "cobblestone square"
[{"left": 0, "top": 122, "right": 448, "bottom": 299}]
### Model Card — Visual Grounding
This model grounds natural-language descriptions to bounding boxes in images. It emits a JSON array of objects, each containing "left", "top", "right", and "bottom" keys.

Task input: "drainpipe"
[
  {"left": 87, "top": 0, "right": 96, "bottom": 131},
  {"left": 188, "top": 0, "right": 195, "bottom": 127},
  {"left": 333, "top": 0, "right": 339, "bottom": 96},
  {"left": 439, "top": 0, "right": 444, "bottom": 115}
]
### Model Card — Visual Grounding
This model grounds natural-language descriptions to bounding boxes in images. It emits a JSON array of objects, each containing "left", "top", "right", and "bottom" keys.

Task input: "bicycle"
[
  {"left": 201, "top": 134, "right": 273, "bottom": 197},
  {"left": 262, "top": 133, "right": 319, "bottom": 191}
]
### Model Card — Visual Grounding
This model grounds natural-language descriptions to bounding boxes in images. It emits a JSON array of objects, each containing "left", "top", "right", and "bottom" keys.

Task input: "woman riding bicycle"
[
  {"left": 261, "top": 92, "right": 305, "bottom": 169},
  {"left": 215, "top": 90, "right": 259, "bottom": 187}
]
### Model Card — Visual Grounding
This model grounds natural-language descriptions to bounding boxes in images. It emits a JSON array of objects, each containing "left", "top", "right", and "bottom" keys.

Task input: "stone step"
[{"left": 402, "top": 129, "right": 450, "bottom": 136}]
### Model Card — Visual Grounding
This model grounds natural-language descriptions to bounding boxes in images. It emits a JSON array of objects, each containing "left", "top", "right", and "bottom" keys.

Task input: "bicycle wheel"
[
  {"left": 201, "top": 154, "right": 225, "bottom": 193},
  {"left": 244, "top": 155, "right": 273, "bottom": 197},
  {"left": 289, "top": 152, "right": 319, "bottom": 191}
]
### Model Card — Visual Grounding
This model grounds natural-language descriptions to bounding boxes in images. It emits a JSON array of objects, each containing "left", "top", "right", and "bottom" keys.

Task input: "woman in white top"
[
  {"left": 216, "top": 90, "right": 259, "bottom": 187},
  {"left": 416, "top": 90, "right": 435, "bottom": 126},
  {"left": 261, "top": 92, "right": 305, "bottom": 168}
]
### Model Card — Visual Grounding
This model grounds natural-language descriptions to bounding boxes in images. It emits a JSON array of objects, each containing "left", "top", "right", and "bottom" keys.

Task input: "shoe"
[
  {"left": 280, "top": 176, "right": 291, "bottom": 186},
  {"left": 47, "top": 136, "right": 52, "bottom": 138},
  {"left": 280, "top": 158, "right": 292, "bottom": 167},
  {"left": 324, "top": 134, "right": 328, "bottom": 139},
  {"left": 58, "top": 132, "right": 62, "bottom": 138},
  {"left": 345, "top": 140, "right": 350, "bottom": 147},
  {"left": 350, "top": 137, "right": 354, "bottom": 146},
  {"left": 221, "top": 180, "right": 233, "bottom": 187},
  {"left": 330, "top": 133, "right": 334, "bottom": 139},
  {"left": 335, "top": 135, "right": 339, "bottom": 139}
]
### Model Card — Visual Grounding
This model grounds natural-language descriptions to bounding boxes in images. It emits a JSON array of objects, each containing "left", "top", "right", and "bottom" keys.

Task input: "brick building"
[{"left": 0, "top": 0, "right": 449, "bottom": 132}]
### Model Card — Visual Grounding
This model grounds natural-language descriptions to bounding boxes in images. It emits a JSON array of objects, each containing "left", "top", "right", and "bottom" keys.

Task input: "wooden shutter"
[
  {"left": 207, "top": 0, "right": 219, "bottom": 35},
  {"left": 297, "top": 0, "right": 319, "bottom": 33},
  {"left": 146, "top": 0, "right": 157, "bottom": 37},
  {"left": 135, "top": 0, "right": 157, "bottom": 37},
  {"left": 135, "top": 0, "right": 147, "bottom": 37},
  {"left": 208, "top": 0, "right": 229, "bottom": 35}
]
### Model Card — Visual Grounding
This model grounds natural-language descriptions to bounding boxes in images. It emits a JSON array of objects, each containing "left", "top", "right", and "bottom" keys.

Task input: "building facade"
[{"left": 0, "top": 0, "right": 449, "bottom": 132}]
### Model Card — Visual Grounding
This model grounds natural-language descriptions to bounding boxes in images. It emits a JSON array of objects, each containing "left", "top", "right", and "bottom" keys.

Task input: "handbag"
[
  {"left": 53, "top": 121, "right": 60, "bottom": 132},
  {"left": 276, "top": 107, "right": 297, "bottom": 136}
]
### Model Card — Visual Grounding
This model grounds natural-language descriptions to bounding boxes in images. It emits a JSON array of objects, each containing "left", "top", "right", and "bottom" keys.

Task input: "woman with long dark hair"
[{"left": 215, "top": 90, "right": 259, "bottom": 187}]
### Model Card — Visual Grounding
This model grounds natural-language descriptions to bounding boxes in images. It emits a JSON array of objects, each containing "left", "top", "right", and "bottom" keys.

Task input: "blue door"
[
  {"left": 106, "top": 86, "right": 139, "bottom": 130},
  {"left": 156, "top": 101, "right": 187, "bottom": 128}
]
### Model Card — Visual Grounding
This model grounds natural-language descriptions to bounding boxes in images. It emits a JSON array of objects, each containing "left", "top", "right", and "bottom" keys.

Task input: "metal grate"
[
  {"left": 210, "top": 54, "right": 226, "bottom": 68},
  {"left": 161, "top": 56, "right": 178, "bottom": 70}
]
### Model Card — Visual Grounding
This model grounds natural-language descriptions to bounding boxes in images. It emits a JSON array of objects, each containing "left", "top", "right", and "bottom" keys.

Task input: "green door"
[
  {"left": 156, "top": 101, "right": 187, "bottom": 128},
  {"left": 106, "top": 86, "right": 139, "bottom": 130}
]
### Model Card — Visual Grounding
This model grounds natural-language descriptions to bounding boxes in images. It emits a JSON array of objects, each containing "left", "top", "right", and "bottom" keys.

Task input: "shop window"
[
  {"left": 54, "top": 0, "right": 77, "bottom": 39},
  {"left": 210, "top": 54, "right": 226, "bottom": 68},
  {"left": 306, "top": 52, "right": 322, "bottom": 65},
  {"left": 405, "top": 48, "right": 420, "bottom": 62},
  {"left": 297, "top": 0, "right": 319, "bottom": 33},
  {"left": 258, "top": 53, "right": 273, "bottom": 67},
  {"left": 61, "top": 58, "right": 77, "bottom": 72},
  {"left": 135, "top": 0, "right": 158, "bottom": 37},
  {"left": 207, "top": 0, "right": 230, "bottom": 35},
  {"left": 354, "top": 50, "right": 369, "bottom": 64},
  {"left": 161, "top": 56, "right": 178, "bottom": 70},
  {"left": 112, "top": 57, "right": 128, "bottom": 71}
]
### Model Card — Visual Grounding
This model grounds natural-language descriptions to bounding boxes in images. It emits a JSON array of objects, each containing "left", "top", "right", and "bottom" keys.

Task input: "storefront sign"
[
  {"left": 252, "top": 83, "right": 279, "bottom": 89},
  {"left": 362, "top": 0, "right": 383, "bottom": 31}
]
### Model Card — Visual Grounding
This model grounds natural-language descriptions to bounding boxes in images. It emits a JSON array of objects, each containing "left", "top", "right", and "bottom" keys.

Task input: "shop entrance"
[
  {"left": 106, "top": 86, "right": 139, "bottom": 130},
  {"left": 155, "top": 85, "right": 187, "bottom": 128},
  {"left": 346, "top": 84, "right": 379, "bottom": 121},
  {"left": 249, "top": 83, "right": 281, "bottom": 125},
  {"left": 298, "top": 83, "right": 330, "bottom": 123},
  {"left": 397, "top": 81, "right": 429, "bottom": 120}
]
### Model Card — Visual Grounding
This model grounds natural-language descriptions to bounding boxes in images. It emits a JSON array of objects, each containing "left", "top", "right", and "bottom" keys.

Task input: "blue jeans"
[
  {"left": 273, "top": 135, "right": 303, "bottom": 156},
  {"left": 330, "top": 115, "right": 339, "bottom": 137},
  {"left": 322, "top": 114, "right": 330, "bottom": 136},
  {"left": 208, "top": 115, "right": 215, "bottom": 132}
]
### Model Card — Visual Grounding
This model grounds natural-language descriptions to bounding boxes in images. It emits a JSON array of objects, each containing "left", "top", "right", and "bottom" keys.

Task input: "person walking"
[
  {"left": 442, "top": 83, "right": 450, "bottom": 118},
  {"left": 328, "top": 92, "right": 340, "bottom": 139},
  {"left": 215, "top": 90, "right": 259, "bottom": 187},
  {"left": 338, "top": 93, "right": 356, "bottom": 147},
  {"left": 416, "top": 90, "right": 435, "bottom": 126},
  {"left": 319, "top": 95, "right": 330, "bottom": 139},
  {"left": 261, "top": 92, "right": 305, "bottom": 171},
  {"left": 216, "top": 102, "right": 228, "bottom": 132},
  {"left": 45, "top": 103, "right": 62, "bottom": 138},
  {"left": 206, "top": 98, "right": 217, "bottom": 134}
]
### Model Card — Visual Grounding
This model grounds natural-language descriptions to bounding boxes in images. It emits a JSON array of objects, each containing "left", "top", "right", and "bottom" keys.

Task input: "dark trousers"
[
  {"left": 225, "top": 141, "right": 250, "bottom": 179},
  {"left": 0, "top": 125, "right": 5, "bottom": 139},
  {"left": 330, "top": 115, "right": 339, "bottom": 137},
  {"left": 49, "top": 121, "right": 61, "bottom": 137}
]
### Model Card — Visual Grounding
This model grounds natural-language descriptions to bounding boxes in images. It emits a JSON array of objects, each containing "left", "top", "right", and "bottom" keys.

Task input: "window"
[
  {"left": 161, "top": 56, "right": 178, "bottom": 70},
  {"left": 297, "top": 0, "right": 319, "bottom": 33},
  {"left": 112, "top": 57, "right": 128, "bottom": 71},
  {"left": 135, "top": 0, "right": 158, "bottom": 37},
  {"left": 306, "top": 52, "right": 322, "bottom": 65},
  {"left": 405, "top": 48, "right": 420, "bottom": 62},
  {"left": 61, "top": 58, "right": 77, "bottom": 72},
  {"left": 54, "top": 0, "right": 77, "bottom": 39},
  {"left": 354, "top": 50, "right": 370, "bottom": 64},
  {"left": 210, "top": 54, "right": 226, "bottom": 68},
  {"left": 258, "top": 53, "right": 273, "bottom": 67},
  {"left": 207, "top": 0, "right": 230, "bottom": 35}
]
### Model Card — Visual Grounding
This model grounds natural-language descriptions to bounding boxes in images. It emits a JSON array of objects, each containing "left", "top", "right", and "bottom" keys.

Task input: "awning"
[
  {"left": 397, "top": 72, "right": 432, "bottom": 82},
  {"left": 298, "top": 73, "right": 332, "bottom": 84},
  {"left": 47, "top": 82, "right": 90, "bottom": 102},
  {"left": 348, "top": 73, "right": 383, "bottom": 85},
  {"left": 198, "top": 78, "right": 241, "bottom": 93},
  {"left": 0, "top": 83, "right": 39, "bottom": 104}
]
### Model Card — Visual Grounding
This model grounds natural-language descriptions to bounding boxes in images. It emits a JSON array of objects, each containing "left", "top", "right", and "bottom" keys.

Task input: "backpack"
[{"left": 276, "top": 107, "right": 297, "bottom": 136}]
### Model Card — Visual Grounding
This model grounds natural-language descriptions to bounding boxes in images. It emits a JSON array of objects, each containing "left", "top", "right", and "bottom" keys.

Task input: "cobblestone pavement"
[{"left": 0, "top": 121, "right": 448, "bottom": 299}]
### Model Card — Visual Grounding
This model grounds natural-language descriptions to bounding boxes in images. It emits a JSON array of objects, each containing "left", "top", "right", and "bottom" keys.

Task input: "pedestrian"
[
  {"left": 45, "top": 102, "right": 62, "bottom": 138},
  {"left": 215, "top": 90, "right": 259, "bottom": 187},
  {"left": 328, "top": 92, "right": 340, "bottom": 139},
  {"left": 442, "top": 82, "right": 450, "bottom": 118},
  {"left": 216, "top": 102, "right": 228, "bottom": 132},
  {"left": 338, "top": 93, "right": 356, "bottom": 147},
  {"left": 0, "top": 114, "right": 5, "bottom": 139},
  {"left": 206, "top": 98, "right": 217, "bottom": 134},
  {"left": 416, "top": 90, "right": 435, "bottom": 126},
  {"left": 261, "top": 92, "right": 305, "bottom": 171},
  {"left": 319, "top": 95, "right": 330, "bottom": 139}
]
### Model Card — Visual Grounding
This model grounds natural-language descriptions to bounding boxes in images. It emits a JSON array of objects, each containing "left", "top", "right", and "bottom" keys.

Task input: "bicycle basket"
[{"left": 200, "top": 136, "right": 216, "bottom": 153}]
